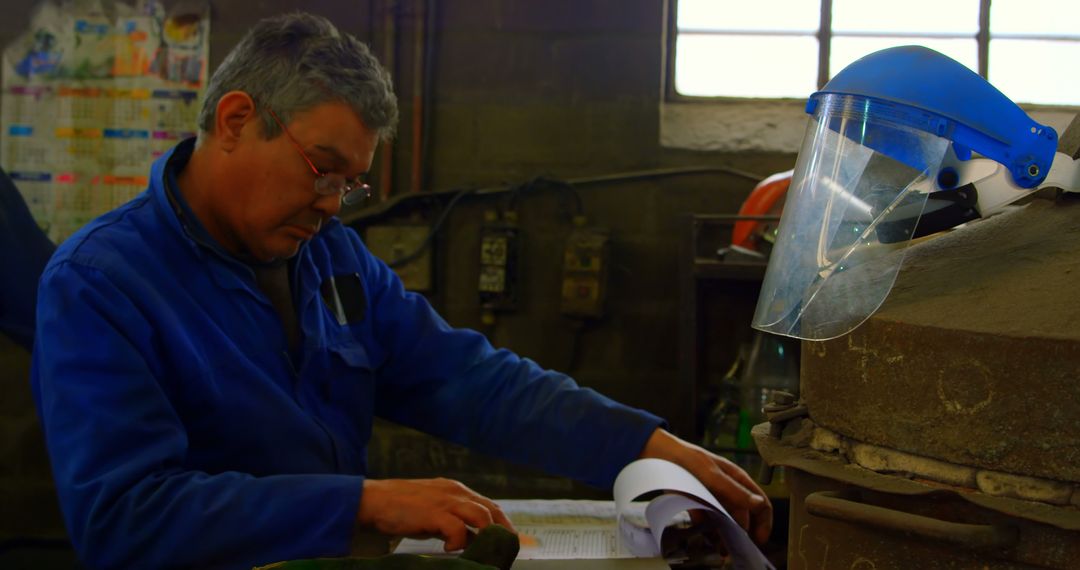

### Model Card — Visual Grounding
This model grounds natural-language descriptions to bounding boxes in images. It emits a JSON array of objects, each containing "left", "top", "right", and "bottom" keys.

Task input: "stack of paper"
[{"left": 395, "top": 459, "right": 773, "bottom": 569}]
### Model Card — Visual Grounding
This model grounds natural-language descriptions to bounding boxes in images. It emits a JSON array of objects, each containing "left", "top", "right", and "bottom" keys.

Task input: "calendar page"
[{"left": 1, "top": 0, "right": 208, "bottom": 242}]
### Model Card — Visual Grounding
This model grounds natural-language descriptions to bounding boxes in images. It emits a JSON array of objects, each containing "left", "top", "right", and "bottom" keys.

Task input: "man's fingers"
[
  {"left": 636, "top": 431, "right": 774, "bottom": 546},
  {"left": 699, "top": 460, "right": 777, "bottom": 542},
  {"left": 359, "top": 478, "right": 518, "bottom": 551},
  {"left": 715, "top": 456, "right": 771, "bottom": 505},
  {"left": 473, "top": 498, "right": 515, "bottom": 532},
  {"left": 449, "top": 482, "right": 516, "bottom": 532},
  {"left": 709, "top": 458, "right": 774, "bottom": 545},
  {"left": 451, "top": 500, "right": 495, "bottom": 530},
  {"left": 437, "top": 513, "right": 470, "bottom": 552},
  {"left": 753, "top": 515, "right": 772, "bottom": 546},
  {"left": 730, "top": 506, "right": 751, "bottom": 532},
  {"left": 488, "top": 504, "right": 515, "bottom": 532},
  {"left": 698, "top": 462, "right": 758, "bottom": 514}
]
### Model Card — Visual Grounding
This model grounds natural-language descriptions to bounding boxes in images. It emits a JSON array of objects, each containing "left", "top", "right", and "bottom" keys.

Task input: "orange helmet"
[{"left": 730, "top": 169, "right": 793, "bottom": 258}]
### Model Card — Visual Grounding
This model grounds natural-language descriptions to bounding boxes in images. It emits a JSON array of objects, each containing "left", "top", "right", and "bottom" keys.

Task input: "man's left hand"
[{"left": 638, "top": 428, "right": 773, "bottom": 545}]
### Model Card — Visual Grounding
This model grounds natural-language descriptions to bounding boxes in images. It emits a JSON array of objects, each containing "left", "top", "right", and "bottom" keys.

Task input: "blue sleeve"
[
  {"left": 356, "top": 237, "right": 666, "bottom": 489},
  {"left": 33, "top": 261, "right": 362, "bottom": 569}
]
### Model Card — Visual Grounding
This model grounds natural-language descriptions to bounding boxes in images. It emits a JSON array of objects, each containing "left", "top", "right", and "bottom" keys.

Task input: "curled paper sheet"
[{"left": 613, "top": 458, "right": 775, "bottom": 570}]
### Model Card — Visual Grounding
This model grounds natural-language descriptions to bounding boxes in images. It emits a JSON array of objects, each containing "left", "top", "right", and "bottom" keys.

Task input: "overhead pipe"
[
  {"left": 378, "top": 0, "right": 398, "bottom": 201},
  {"left": 409, "top": 0, "right": 428, "bottom": 194}
]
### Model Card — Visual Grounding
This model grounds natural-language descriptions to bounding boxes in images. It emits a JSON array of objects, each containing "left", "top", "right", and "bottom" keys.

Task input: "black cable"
[
  {"left": 382, "top": 175, "right": 583, "bottom": 272},
  {"left": 364, "top": 165, "right": 763, "bottom": 271},
  {"left": 384, "top": 187, "right": 476, "bottom": 268},
  {"left": 564, "top": 318, "right": 586, "bottom": 373},
  {"left": 507, "top": 176, "right": 584, "bottom": 222},
  {"left": 539, "top": 176, "right": 584, "bottom": 220},
  {"left": 505, "top": 179, "right": 532, "bottom": 214},
  {"left": 341, "top": 165, "right": 763, "bottom": 227}
]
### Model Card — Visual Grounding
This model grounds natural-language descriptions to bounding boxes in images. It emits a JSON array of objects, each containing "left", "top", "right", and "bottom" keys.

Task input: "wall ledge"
[{"left": 661, "top": 99, "right": 1078, "bottom": 155}]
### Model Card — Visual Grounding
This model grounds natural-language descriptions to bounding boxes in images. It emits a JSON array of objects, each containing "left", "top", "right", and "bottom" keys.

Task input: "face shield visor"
[{"left": 751, "top": 93, "right": 951, "bottom": 341}]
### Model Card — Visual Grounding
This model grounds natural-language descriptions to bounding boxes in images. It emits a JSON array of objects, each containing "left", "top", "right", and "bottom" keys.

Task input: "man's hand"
[
  {"left": 358, "top": 478, "right": 516, "bottom": 552},
  {"left": 639, "top": 428, "right": 773, "bottom": 545}
]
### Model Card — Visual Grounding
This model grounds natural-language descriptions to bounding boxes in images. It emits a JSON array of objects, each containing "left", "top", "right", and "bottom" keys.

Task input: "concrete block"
[
  {"left": 975, "top": 470, "right": 1074, "bottom": 505},
  {"left": 1057, "top": 112, "right": 1080, "bottom": 158},
  {"left": 810, "top": 426, "right": 846, "bottom": 455},
  {"left": 803, "top": 200, "right": 1080, "bottom": 484},
  {"left": 850, "top": 442, "right": 977, "bottom": 488}
]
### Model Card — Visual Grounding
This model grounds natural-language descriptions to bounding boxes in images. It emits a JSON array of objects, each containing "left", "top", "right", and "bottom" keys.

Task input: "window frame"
[{"left": 665, "top": 0, "right": 1079, "bottom": 107}]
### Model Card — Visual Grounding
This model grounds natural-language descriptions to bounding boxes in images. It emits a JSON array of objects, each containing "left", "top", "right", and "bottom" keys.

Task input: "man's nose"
[{"left": 312, "top": 191, "right": 343, "bottom": 217}]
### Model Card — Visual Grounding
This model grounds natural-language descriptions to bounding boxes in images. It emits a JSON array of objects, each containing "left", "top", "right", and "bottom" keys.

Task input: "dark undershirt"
[{"left": 251, "top": 261, "right": 302, "bottom": 357}]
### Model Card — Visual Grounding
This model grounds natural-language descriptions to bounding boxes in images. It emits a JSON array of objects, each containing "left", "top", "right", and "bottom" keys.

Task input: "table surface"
[{"left": 513, "top": 559, "right": 668, "bottom": 570}]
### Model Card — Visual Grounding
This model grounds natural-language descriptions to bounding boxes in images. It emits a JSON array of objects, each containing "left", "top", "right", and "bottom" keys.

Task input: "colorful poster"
[{"left": 2, "top": 0, "right": 208, "bottom": 242}]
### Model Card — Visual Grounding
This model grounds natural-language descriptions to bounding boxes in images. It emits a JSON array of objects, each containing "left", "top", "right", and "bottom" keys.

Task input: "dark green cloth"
[
  {"left": 257, "top": 525, "right": 520, "bottom": 570},
  {"left": 459, "top": 524, "right": 518, "bottom": 570},
  {"left": 256, "top": 553, "right": 497, "bottom": 570}
]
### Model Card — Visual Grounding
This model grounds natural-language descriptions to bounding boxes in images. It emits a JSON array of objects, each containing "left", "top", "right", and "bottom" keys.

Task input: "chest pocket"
[
  {"left": 320, "top": 272, "right": 366, "bottom": 326},
  {"left": 326, "top": 339, "right": 374, "bottom": 370},
  {"left": 318, "top": 334, "right": 378, "bottom": 410},
  {"left": 312, "top": 271, "right": 386, "bottom": 404}
]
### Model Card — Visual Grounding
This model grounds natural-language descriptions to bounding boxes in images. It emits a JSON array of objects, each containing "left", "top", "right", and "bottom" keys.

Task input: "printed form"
[
  {"left": 396, "top": 459, "right": 774, "bottom": 569},
  {"left": 395, "top": 499, "right": 653, "bottom": 559}
]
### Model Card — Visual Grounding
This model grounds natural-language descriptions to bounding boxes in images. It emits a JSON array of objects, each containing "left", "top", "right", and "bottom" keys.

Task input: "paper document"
[
  {"left": 396, "top": 459, "right": 774, "bottom": 569},
  {"left": 614, "top": 459, "right": 775, "bottom": 570},
  {"left": 395, "top": 499, "right": 654, "bottom": 559}
]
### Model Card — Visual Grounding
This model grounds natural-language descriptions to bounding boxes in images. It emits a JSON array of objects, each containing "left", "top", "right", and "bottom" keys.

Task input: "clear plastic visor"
[{"left": 752, "top": 94, "right": 951, "bottom": 340}]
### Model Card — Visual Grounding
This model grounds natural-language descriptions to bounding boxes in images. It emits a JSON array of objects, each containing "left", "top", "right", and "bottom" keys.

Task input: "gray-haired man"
[{"left": 32, "top": 12, "right": 771, "bottom": 569}]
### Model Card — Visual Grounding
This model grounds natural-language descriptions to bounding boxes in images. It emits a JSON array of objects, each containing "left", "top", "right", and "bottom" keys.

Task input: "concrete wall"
[
  {"left": 350, "top": 0, "right": 797, "bottom": 493},
  {"left": 358, "top": 0, "right": 794, "bottom": 426},
  {"left": 0, "top": 0, "right": 798, "bottom": 546}
]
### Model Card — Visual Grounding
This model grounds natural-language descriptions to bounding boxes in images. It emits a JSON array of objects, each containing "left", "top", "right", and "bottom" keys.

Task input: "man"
[{"left": 32, "top": 12, "right": 771, "bottom": 569}]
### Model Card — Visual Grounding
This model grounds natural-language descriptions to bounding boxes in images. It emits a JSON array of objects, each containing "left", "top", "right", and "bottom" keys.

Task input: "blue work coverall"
[{"left": 32, "top": 139, "right": 664, "bottom": 569}]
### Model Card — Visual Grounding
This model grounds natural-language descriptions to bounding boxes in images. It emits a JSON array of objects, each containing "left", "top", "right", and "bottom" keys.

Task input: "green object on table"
[
  {"left": 460, "top": 524, "right": 519, "bottom": 570},
  {"left": 256, "top": 524, "right": 520, "bottom": 570},
  {"left": 256, "top": 553, "right": 497, "bottom": 570}
]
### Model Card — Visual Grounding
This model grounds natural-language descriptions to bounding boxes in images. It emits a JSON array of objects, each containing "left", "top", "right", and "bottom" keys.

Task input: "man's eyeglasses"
[{"left": 267, "top": 108, "right": 372, "bottom": 206}]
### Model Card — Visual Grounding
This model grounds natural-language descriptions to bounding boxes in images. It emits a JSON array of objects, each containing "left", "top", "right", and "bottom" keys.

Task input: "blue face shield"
[{"left": 752, "top": 46, "right": 1063, "bottom": 341}]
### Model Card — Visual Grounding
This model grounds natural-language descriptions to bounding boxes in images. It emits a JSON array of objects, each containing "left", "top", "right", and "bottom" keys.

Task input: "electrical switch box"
[
  {"left": 478, "top": 211, "right": 519, "bottom": 311},
  {"left": 364, "top": 224, "right": 433, "bottom": 292},
  {"left": 560, "top": 226, "right": 609, "bottom": 318}
]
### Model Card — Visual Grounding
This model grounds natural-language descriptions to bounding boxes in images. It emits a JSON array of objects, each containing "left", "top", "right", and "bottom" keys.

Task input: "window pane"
[
  {"left": 830, "top": 38, "right": 978, "bottom": 81},
  {"left": 832, "top": 0, "right": 978, "bottom": 35},
  {"left": 677, "top": 0, "right": 819, "bottom": 33},
  {"left": 989, "top": 40, "right": 1080, "bottom": 106},
  {"left": 991, "top": 0, "right": 1080, "bottom": 37},
  {"left": 675, "top": 35, "right": 819, "bottom": 98}
]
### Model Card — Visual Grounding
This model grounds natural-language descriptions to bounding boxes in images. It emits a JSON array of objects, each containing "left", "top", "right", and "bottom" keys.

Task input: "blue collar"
[
  {"left": 159, "top": 138, "right": 308, "bottom": 269},
  {"left": 160, "top": 138, "right": 233, "bottom": 258}
]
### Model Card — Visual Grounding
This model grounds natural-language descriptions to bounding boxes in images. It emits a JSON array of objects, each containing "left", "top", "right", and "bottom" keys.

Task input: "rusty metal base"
[{"left": 755, "top": 423, "right": 1080, "bottom": 569}]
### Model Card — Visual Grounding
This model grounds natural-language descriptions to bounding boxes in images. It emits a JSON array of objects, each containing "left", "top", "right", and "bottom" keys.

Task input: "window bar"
[
  {"left": 818, "top": 0, "right": 833, "bottom": 89},
  {"left": 978, "top": 0, "right": 990, "bottom": 78},
  {"left": 664, "top": 0, "right": 678, "bottom": 100}
]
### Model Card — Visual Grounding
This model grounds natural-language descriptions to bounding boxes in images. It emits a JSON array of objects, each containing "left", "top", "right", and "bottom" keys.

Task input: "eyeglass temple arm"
[{"left": 266, "top": 108, "right": 321, "bottom": 177}]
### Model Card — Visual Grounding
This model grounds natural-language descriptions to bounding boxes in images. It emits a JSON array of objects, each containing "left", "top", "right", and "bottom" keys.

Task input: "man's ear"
[{"left": 214, "top": 91, "right": 258, "bottom": 152}]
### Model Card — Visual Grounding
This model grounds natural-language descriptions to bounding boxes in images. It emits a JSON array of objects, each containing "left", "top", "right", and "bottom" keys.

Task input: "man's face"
[{"left": 217, "top": 101, "right": 378, "bottom": 263}]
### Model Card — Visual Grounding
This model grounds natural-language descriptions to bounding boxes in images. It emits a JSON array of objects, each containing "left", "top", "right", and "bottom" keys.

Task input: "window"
[{"left": 670, "top": 0, "right": 1080, "bottom": 106}]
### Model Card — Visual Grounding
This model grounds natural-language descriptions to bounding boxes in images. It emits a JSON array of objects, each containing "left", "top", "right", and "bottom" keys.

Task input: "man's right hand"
[{"left": 358, "top": 478, "right": 515, "bottom": 552}]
